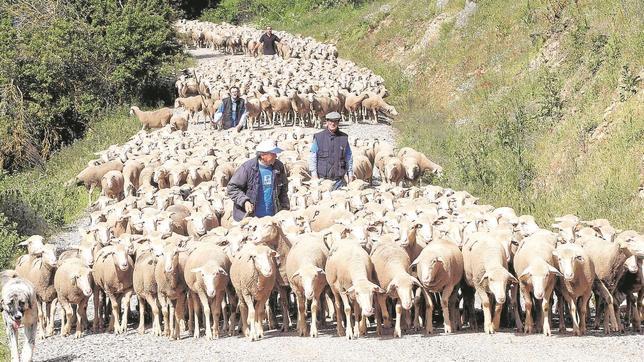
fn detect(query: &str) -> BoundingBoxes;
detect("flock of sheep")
[167,21,398,129]
[174,20,339,60]
[7,22,643,352]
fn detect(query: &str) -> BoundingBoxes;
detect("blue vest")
[314,129,349,179]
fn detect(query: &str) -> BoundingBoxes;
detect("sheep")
[285,234,329,337]
[184,242,231,339]
[67,160,124,206]
[170,114,189,132]
[325,241,384,339]
[552,243,594,336]
[382,156,404,186]
[512,232,561,335]
[398,147,443,185]
[361,94,398,124]
[16,235,45,256]
[462,233,518,334]
[154,239,189,340]
[344,92,369,123]
[174,96,204,120]
[352,154,373,184]
[260,94,292,127]
[92,242,134,334]
[213,162,235,188]
[53,258,93,338]
[101,170,124,201]
[15,244,58,338]
[132,247,162,336]
[371,241,421,338]
[185,209,219,238]
[230,243,278,341]
[289,93,311,127]
[122,160,144,197]
[411,238,464,334]
[129,106,173,130]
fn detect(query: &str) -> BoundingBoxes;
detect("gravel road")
[31,47,643,362]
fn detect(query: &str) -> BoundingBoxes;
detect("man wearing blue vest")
[227,139,290,221]
[309,112,354,190]
[213,86,248,131]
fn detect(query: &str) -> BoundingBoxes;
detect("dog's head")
[1,274,35,331]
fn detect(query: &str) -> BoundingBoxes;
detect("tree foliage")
[0,0,181,171]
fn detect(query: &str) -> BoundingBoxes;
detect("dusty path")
[32,47,644,362]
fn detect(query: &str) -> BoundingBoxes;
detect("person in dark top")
[213,86,248,131]
[227,139,290,222]
[259,26,280,56]
[309,112,355,190]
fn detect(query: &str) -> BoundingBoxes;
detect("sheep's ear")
[575,254,584,262]
[343,286,355,295]
[410,277,422,287]
[478,272,490,285]
[315,267,325,275]
[547,264,563,276]
[433,256,445,265]
[409,257,420,273]
[374,285,386,294]
[552,249,560,257]
[291,270,301,279]
[385,280,397,294]
[518,267,531,282]
[507,271,519,284]
[190,267,202,274]
[217,267,228,276]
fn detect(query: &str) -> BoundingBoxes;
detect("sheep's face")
[250,247,276,278]
[518,262,561,300]
[162,246,181,273]
[188,214,208,236]
[386,276,418,310]
[479,269,516,304]
[402,158,420,180]
[41,245,58,267]
[193,264,227,298]
[156,218,174,238]
[624,256,639,274]
[112,245,131,271]
[249,220,279,245]
[291,266,325,300]
[618,237,644,258]
[78,242,95,267]
[418,257,444,287]
[398,221,421,248]
[553,246,585,281]
[72,270,94,297]
[346,280,383,317]
[94,225,113,245]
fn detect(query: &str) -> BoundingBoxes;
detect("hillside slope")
[204,0,643,229]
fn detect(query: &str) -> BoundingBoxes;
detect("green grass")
[0,319,7,360]
[205,0,643,231]
[0,108,140,268]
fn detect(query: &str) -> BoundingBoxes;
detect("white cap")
[256,139,283,154]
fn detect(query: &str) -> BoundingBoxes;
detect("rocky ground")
[30,47,644,362]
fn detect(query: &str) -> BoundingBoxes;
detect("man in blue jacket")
[227,139,290,221]
[309,112,354,190]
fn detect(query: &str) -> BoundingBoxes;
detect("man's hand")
[244,201,254,214]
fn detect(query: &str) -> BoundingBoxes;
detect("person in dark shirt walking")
[259,26,280,56]
[309,112,355,190]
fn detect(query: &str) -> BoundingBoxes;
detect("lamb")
[186,166,212,187]
[92,242,134,334]
[382,156,404,185]
[132,247,162,336]
[213,162,235,188]
[184,242,231,339]
[512,232,561,335]
[288,93,311,127]
[15,244,58,338]
[260,94,292,127]
[325,241,384,339]
[230,243,278,341]
[129,106,173,130]
[285,234,329,337]
[552,243,594,336]
[53,258,93,338]
[185,209,219,238]
[101,170,124,201]
[371,241,420,338]
[462,233,518,334]
[67,160,124,206]
[17,235,45,256]
[411,238,464,334]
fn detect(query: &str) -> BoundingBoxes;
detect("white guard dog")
[1,270,38,362]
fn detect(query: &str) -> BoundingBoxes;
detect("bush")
[0,0,181,172]
[0,211,21,269]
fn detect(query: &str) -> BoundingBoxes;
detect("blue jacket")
[226,157,289,221]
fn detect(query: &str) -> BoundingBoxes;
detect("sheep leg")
[330,290,345,336]
[492,300,504,333]
[564,292,581,336]
[147,294,161,336]
[411,288,423,331]
[520,284,534,333]
[92,287,102,332]
[422,288,434,334]
[278,285,290,332]
[542,286,555,336]
[173,294,186,340]
[310,294,320,338]
[339,292,354,339]
[295,291,307,336]
[137,295,147,334]
[198,291,213,340]
[119,291,132,334]
[75,299,88,339]
[191,292,201,338]
[352,301,361,338]
[159,295,171,337]
[212,292,224,338]
[595,280,619,333]
[106,293,119,334]
[238,295,249,337]
[441,285,455,333]
[61,301,73,337]
[46,299,56,337]
[510,283,523,332]
[476,289,494,334]
[256,299,267,339]
[377,294,391,328]
[394,300,403,338]
[243,294,257,341]
[226,288,237,336]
